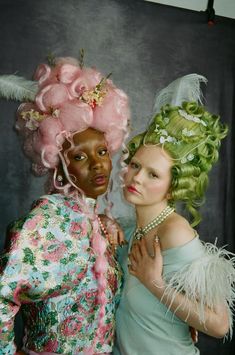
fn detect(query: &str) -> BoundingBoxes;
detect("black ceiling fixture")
[206,0,215,25]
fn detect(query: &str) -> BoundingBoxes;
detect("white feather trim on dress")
[162,241,235,338]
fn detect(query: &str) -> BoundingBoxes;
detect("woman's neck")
[135,202,169,228]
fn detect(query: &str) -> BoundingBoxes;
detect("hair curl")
[126,101,228,226]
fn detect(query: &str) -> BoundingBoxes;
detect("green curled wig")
[126,101,228,227]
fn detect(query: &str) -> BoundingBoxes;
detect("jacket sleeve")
[0,197,59,353]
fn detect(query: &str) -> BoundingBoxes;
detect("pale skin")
[125,145,229,339]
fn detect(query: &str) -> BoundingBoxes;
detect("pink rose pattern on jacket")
[0,194,122,354]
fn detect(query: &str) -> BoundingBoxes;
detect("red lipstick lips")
[127,185,140,194]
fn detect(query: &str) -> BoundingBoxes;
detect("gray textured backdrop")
[0,0,235,353]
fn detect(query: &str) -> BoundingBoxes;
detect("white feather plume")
[153,74,208,116]
[0,75,38,102]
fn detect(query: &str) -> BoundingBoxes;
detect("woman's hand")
[129,237,229,339]
[98,214,127,247]
[128,237,164,289]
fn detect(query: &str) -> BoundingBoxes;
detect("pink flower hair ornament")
[0,56,130,176]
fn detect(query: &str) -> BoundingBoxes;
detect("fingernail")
[155,236,159,243]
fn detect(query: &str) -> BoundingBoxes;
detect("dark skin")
[62,127,112,199]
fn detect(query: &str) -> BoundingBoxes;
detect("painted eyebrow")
[70,147,85,153]
[147,169,159,176]
[130,158,141,165]
[97,145,108,149]
[132,158,163,175]
[70,144,108,154]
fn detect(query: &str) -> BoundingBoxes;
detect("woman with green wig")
[113,74,235,354]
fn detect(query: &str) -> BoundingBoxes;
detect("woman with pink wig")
[0,55,130,354]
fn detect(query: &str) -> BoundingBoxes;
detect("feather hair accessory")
[0,74,38,101]
[153,74,207,116]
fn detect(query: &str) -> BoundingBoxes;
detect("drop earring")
[166,192,172,200]
[56,174,64,186]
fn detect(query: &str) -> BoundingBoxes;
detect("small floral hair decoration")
[0,53,130,175]
[127,74,227,167]
[140,74,209,164]
[144,101,210,164]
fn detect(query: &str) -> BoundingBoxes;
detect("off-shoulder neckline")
[162,232,200,255]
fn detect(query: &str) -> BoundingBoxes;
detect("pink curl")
[23,133,43,164]
[33,63,52,86]
[33,58,80,89]
[54,56,80,66]
[90,218,109,352]
[104,128,126,153]
[35,83,71,112]
[37,116,63,145]
[97,277,107,290]
[59,101,93,132]
[57,63,81,84]
[68,67,102,97]
[98,307,105,319]
[41,145,60,169]
[91,84,130,154]
[92,232,107,254]
[92,86,130,131]
[95,256,108,274]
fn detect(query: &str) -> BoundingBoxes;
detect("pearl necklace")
[133,205,174,241]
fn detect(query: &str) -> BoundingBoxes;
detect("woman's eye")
[99,148,108,156]
[74,154,85,161]
[149,172,158,178]
[130,162,139,169]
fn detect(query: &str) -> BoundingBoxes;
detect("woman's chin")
[123,190,140,205]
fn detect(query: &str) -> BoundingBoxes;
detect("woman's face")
[62,128,112,199]
[123,145,172,207]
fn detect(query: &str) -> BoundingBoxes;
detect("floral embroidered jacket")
[0,193,122,354]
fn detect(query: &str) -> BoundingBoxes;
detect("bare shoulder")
[157,213,196,251]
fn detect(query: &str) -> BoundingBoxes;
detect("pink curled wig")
[12,56,130,353]
[15,56,130,176]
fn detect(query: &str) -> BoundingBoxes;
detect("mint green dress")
[113,225,235,355]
